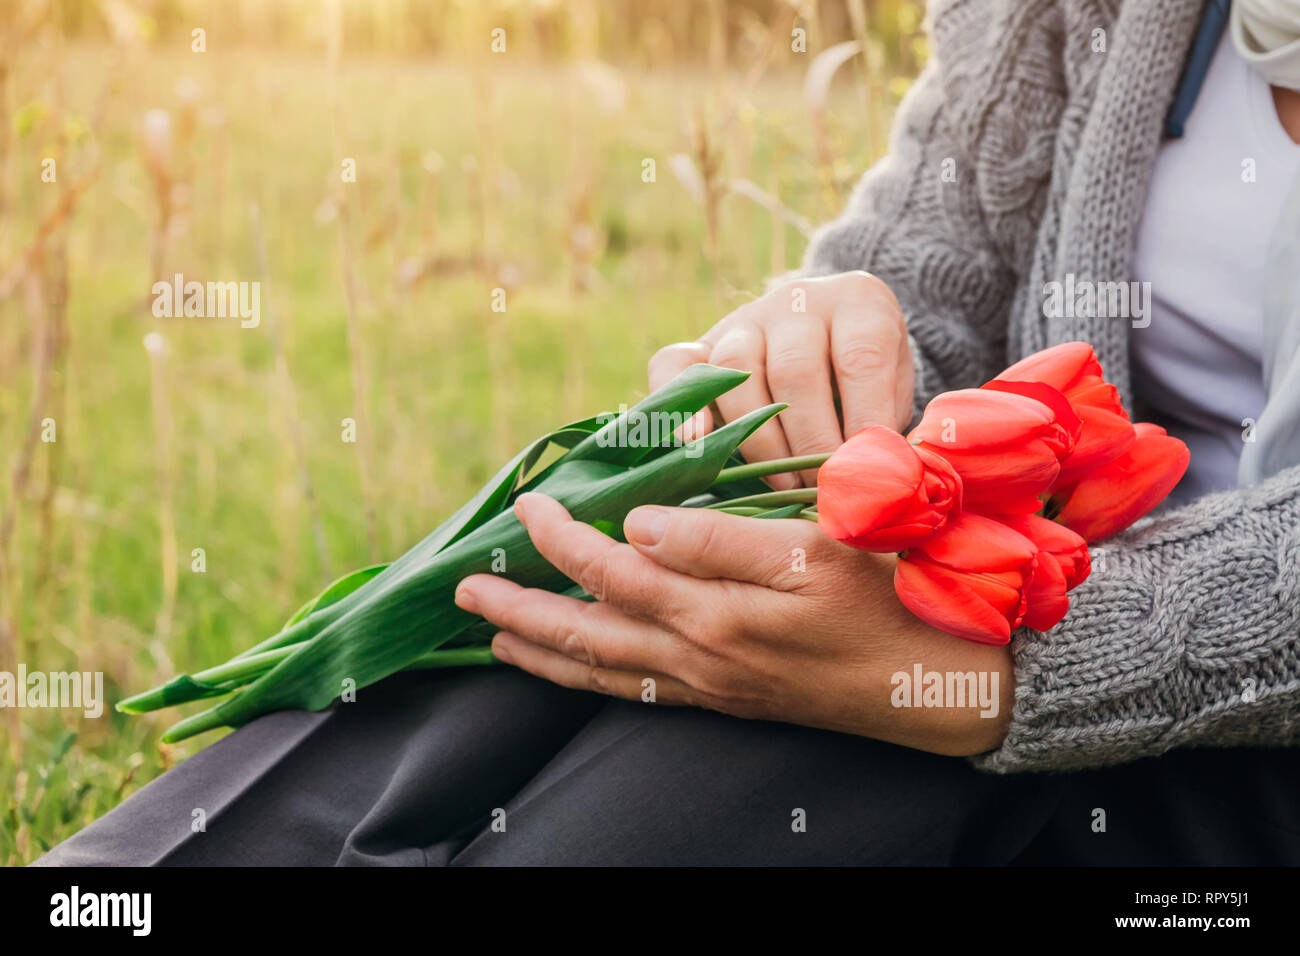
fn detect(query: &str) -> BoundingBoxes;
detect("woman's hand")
[649,271,915,488]
[455,493,1012,757]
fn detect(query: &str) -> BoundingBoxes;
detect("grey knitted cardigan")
[801,0,1300,772]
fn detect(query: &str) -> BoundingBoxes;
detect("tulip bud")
[908,388,1073,514]
[997,513,1090,631]
[817,425,962,551]
[995,341,1124,416]
[893,513,1038,644]
[991,342,1135,488]
[1054,423,1190,542]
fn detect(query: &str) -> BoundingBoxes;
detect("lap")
[38,669,602,866]
[451,692,1055,865]
[36,668,1300,866]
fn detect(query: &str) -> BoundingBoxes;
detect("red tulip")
[1054,423,1190,542]
[1052,405,1137,489]
[817,425,962,551]
[908,387,1074,514]
[893,513,1039,645]
[995,341,1125,416]
[991,342,1135,487]
[998,514,1091,631]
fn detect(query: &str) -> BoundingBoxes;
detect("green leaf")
[561,364,750,467]
[226,418,607,664]
[226,563,392,665]
[159,402,784,742]
[754,504,808,519]
[117,673,238,714]
[136,365,750,695]
[281,564,390,631]
[124,366,781,729]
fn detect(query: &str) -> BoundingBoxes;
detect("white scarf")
[1238,167,1300,486]
[1232,0,1300,90]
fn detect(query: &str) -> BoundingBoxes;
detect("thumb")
[623,505,818,588]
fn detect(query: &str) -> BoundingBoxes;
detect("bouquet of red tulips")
[816,341,1189,644]
[121,342,1186,741]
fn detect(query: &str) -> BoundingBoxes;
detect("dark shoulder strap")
[1164,0,1232,138]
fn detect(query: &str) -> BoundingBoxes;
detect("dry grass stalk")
[251,202,332,583]
[0,261,55,761]
[141,330,176,643]
[0,168,97,302]
[327,0,379,561]
[32,235,67,604]
[804,39,863,209]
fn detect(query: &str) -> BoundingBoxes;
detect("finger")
[707,323,799,489]
[830,300,907,435]
[492,631,700,706]
[647,342,717,442]
[623,504,824,591]
[454,574,673,673]
[647,340,712,392]
[512,493,695,624]
[763,317,843,484]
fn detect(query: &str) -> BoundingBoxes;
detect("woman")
[40,0,1300,865]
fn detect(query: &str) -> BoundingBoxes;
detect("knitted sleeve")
[975,464,1300,773]
[796,0,1064,417]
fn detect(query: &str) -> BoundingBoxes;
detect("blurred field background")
[0,0,925,864]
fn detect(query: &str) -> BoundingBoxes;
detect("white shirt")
[1131,29,1300,503]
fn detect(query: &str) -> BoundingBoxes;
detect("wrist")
[872,620,1015,756]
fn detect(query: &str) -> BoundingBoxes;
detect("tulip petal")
[1056,425,1190,542]
[818,426,958,552]
[1053,405,1136,489]
[894,558,1013,645]
[910,389,1059,450]
[1021,553,1070,631]
[998,513,1092,592]
[995,341,1099,393]
[924,444,1059,512]
[1066,378,1129,419]
[910,387,1071,510]
[994,342,1129,421]
[913,512,1038,571]
[982,379,1081,447]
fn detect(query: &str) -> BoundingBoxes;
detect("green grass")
[0,40,906,864]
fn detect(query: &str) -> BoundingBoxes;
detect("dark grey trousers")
[35,668,1300,866]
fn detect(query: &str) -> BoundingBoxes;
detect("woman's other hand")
[648,271,915,488]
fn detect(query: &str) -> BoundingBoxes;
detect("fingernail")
[514,492,549,525]
[492,637,514,665]
[625,506,670,546]
[454,585,478,614]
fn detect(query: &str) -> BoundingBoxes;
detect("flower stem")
[407,645,499,669]
[705,487,818,510]
[711,453,830,486]
[119,642,502,716]
[193,646,292,685]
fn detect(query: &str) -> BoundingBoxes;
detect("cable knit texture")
[800,0,1300,772]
